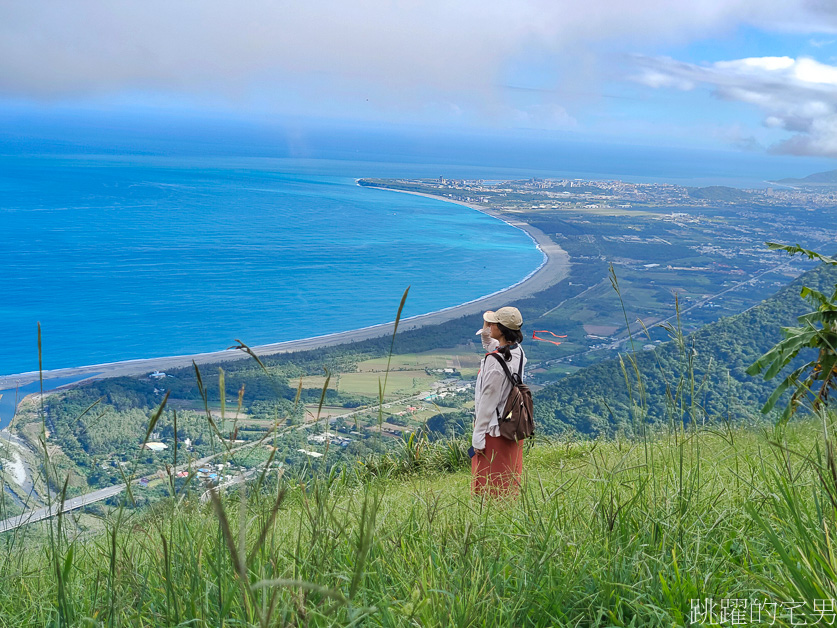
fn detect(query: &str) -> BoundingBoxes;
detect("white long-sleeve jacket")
[472,330,527,450]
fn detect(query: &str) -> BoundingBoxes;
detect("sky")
[4,1,837,160]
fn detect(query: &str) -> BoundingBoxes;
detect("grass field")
[3,414,835,626]
[295,349,483,400]
[354,350,483,373]
[300,371,436,398]
[301,404,354,421]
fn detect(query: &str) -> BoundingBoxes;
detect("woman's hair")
[496,323,524,361]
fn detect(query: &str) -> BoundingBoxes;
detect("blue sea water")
[0,153,544,376]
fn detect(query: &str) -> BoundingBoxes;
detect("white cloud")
[714,124,764,151]
[794,57,837,83]
[507,104,578,129]
[776,115,837,155]
[632,53,837,156]
[715,56,795,72]
[2,1,837,116]
[6,0,837,138]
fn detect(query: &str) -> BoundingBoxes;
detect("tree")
[747,243,837,420]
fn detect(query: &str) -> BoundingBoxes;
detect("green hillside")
[686,185,754,202]
[778,169,837,185]
[535,263,837,435]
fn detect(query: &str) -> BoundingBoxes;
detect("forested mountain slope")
[534,263,837,435]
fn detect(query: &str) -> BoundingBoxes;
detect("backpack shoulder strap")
[486,352,515,420]
[487,351,515,383]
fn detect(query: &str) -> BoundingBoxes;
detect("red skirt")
[471,434,523,497]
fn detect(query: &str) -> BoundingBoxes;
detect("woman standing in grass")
[472,306,526,496]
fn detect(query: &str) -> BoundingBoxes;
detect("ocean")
[0,153,546,377]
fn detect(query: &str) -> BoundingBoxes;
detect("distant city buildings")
[387,176,837,211]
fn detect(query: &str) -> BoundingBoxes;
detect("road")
[536,262,790,370]
[0,387,448,533]
[0,483,125,533]
[0,438,263,534]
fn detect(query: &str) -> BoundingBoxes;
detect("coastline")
[0,189,569,390]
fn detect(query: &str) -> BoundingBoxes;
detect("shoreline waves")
[0,190,569,390]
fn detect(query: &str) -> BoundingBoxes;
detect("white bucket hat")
[482,306,523,330]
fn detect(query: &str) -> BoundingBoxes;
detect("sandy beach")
[0,189,569,390]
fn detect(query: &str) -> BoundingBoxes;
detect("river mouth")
[0,374,98,429]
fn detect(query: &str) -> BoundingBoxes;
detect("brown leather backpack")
[487,351,535,442]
